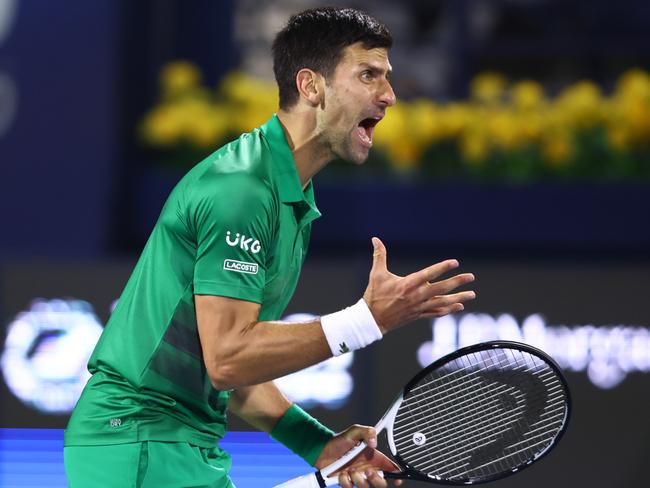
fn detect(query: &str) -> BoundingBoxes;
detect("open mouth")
[356,117,381,148]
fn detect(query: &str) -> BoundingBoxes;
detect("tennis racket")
[275,341,570,487]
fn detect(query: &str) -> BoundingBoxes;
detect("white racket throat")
[274,394,404,488]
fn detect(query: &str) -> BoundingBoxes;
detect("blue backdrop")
[0,1,120,258]
[0,428,310,487]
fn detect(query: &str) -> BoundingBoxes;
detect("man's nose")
[378,80,396,107]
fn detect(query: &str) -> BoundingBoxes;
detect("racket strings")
[391,348,568,482]
[395,364,556,426]
[440,435,556,479]
[401,353,555,408]
[422,405,566,478]
[410,348,552,394]
[396,384,564,465]
[397,380,528,450]
[426,369,563,478]
[447,406,568,480]
[394,369,564,448]
[396,351,520,461]
[401,350,559,425]
[398,395,526,460]
[397,391,517,450]
[395,350,550,434]
[428,352,564,474]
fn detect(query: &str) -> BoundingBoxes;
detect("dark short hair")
[272,7,393,110]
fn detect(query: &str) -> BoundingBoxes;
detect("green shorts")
[64,441,235,488]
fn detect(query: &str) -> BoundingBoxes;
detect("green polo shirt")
[65,115,320,449]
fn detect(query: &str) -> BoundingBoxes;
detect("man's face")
[318,42,396,165]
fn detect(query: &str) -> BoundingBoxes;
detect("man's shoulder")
[177,128,276,196]
[194,127,275,182]
[206,125,275,173]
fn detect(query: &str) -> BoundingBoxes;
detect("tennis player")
[64,7,475,488]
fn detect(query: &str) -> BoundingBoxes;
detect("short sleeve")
[188,173,276,303]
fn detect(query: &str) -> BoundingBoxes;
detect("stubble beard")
[334,132,370,166]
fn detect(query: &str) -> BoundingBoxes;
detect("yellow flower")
[218,71,279,134]
[471,72,507,105]
[607,93,650,145]
[597,70,650,148]
[140,104,184,147]
[220,71,277,105]
[511,80,545,110]
[626,102,650,139]
[555,81,604,130]
[517,111,545,143]
[374,103,421,170]
[488,109,521,150]
[612,73,650,142]
[410,99,445,143]
[542,132,573,167]
[606,126,630,151]
[387,139,422,171]
[460,131,489,163]
[615,68,650,101]
[181,102,230,148]
[374,102,408,146]
[441,103,472,138]
[160,61,202,99]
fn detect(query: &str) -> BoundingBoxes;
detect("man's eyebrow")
[359,62,392,76]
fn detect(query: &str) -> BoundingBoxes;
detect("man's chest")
[260,204,313,318]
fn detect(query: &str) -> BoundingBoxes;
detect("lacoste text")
[224,259,258,275]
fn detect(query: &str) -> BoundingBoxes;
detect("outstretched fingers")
[408,259,460,286]
[422,273,475,299]
[419,290,476,318]
[364,247,477,333]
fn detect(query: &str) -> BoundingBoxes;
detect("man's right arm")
[196,237,475,390]
[196,294,332,390]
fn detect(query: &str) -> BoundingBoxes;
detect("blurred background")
[1,0,649,487]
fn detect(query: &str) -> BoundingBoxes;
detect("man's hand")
[315,425,403,488]
[363,237,476,334]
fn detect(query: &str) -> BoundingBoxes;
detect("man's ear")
[295,68,324,107]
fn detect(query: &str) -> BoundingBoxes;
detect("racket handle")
[273,472,323,488]
[276,440,372,487]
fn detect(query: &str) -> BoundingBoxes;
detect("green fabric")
[65,115,321,448]
[271,404,335,466]
[64,441,234,487]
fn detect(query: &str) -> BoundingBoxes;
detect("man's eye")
[361,71,373,81]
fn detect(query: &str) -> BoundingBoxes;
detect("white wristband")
[320,298,383,356]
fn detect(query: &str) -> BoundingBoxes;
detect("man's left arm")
[229,382,402,488]
[228,381,292,433]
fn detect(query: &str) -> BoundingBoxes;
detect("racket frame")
[277,340,571,487]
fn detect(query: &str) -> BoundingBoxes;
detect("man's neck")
[276,109,334,188]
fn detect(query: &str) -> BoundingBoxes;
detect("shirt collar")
[260,115,320,217]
